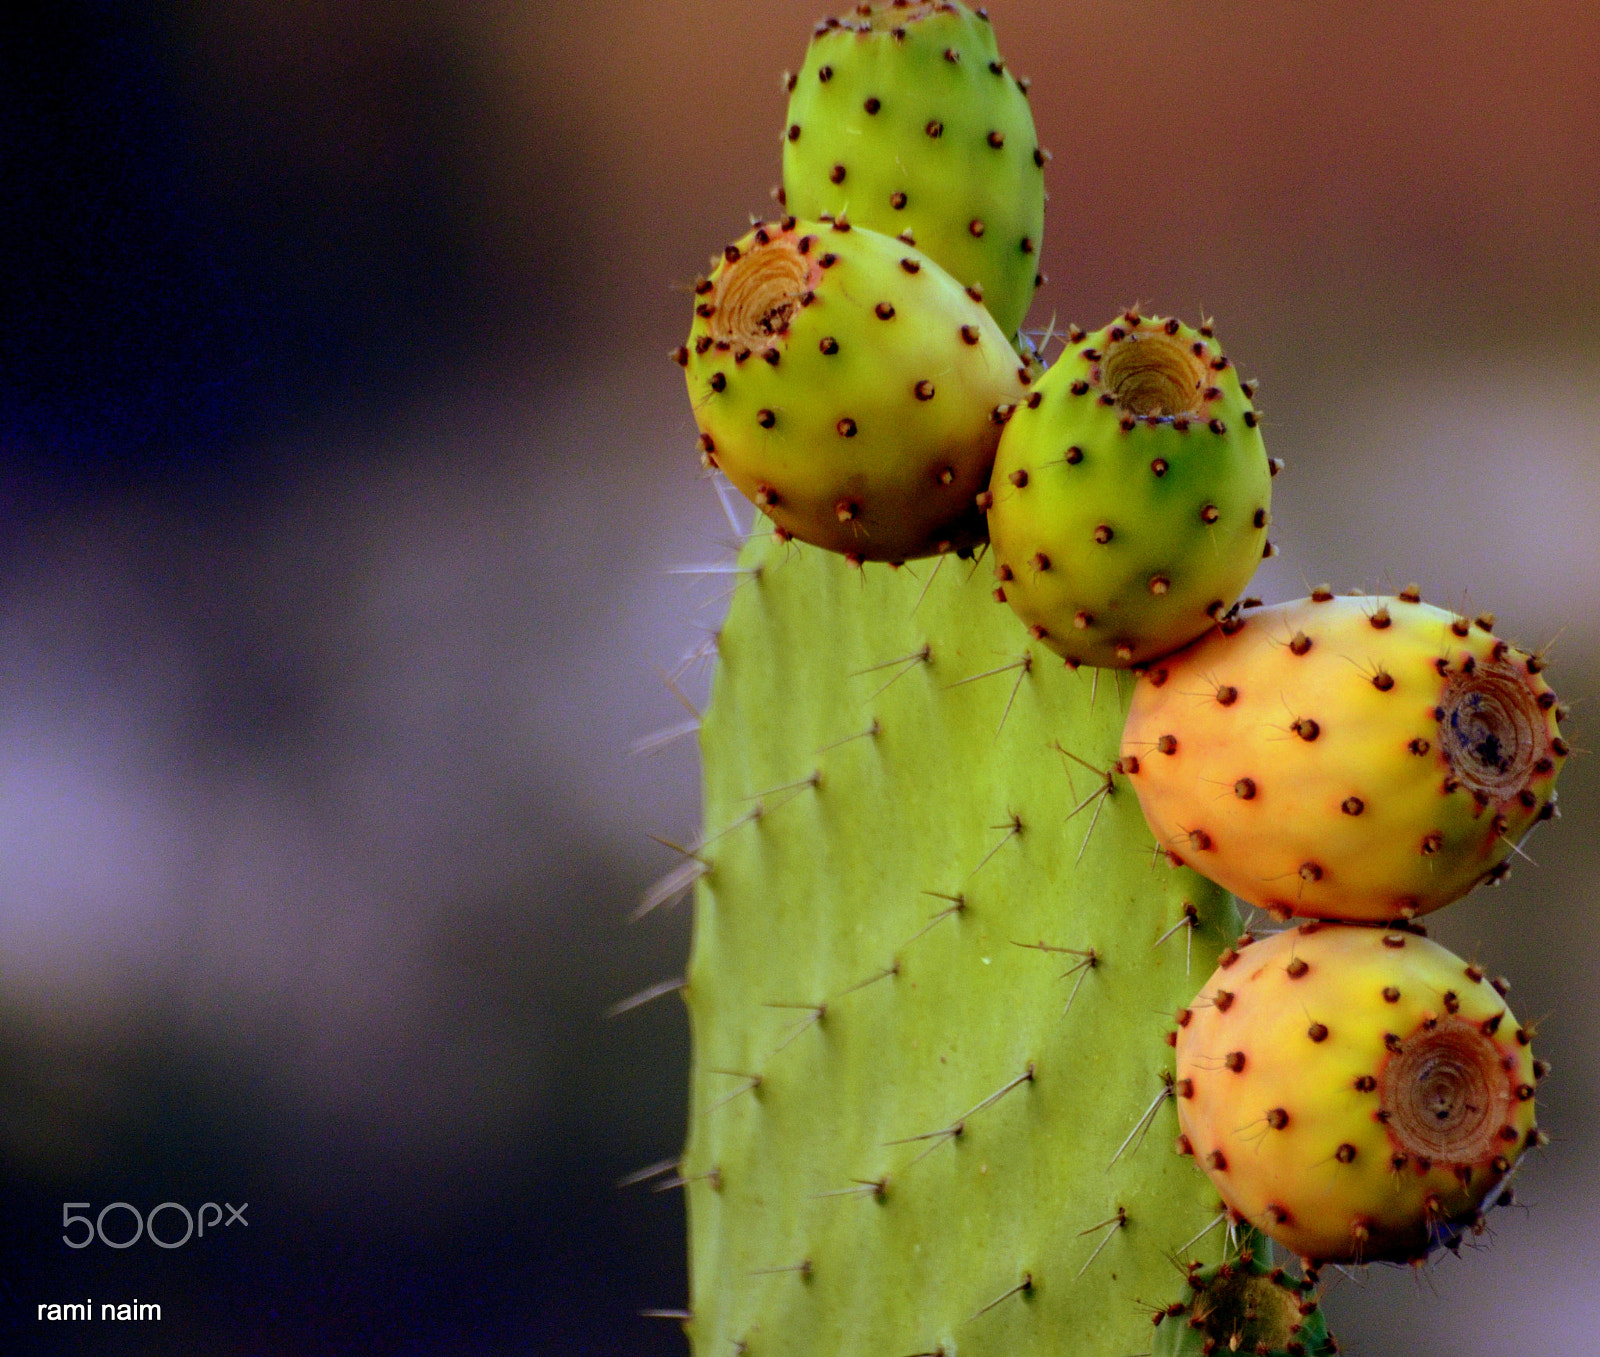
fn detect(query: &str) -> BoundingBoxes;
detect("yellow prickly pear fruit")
[1174,923,1543,1264]
[677,216,1027,561]
[1121,592,1565,921]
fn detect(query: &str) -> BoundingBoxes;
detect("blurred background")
[2,1,1598,1351]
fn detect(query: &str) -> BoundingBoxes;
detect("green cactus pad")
[986,314,1273,668]
[682,526,1241,1356]
[782,2,1047,340]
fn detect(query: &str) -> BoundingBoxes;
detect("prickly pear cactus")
[682,528,1243,1356]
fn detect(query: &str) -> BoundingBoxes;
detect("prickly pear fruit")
[985,314,1272,667]
[781,2,1046,340]
[1174,923,1542,1264]
[1121,592,1566,920]
[679,217,1028,561]
[1152,1249,1336,1357]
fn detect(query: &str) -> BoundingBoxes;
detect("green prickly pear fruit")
[678,216,1028,561]
[1173,923,1542,1264]
[985,314,1272,667]
[1120,591,1566,921]
[781,2,1046,340]
[1152,1249,1336,1357]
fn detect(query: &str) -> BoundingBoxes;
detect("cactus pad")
[682,527,1241,1355]
[782,2,1046,340]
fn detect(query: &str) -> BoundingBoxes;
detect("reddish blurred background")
[3,2,1598,1352]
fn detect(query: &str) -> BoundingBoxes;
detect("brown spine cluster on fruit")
[707,225,820,356]
[1436,660,1549,802]
[1377,1016,1512,1166]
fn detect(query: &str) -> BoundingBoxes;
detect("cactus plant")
[650,6,1565,1354]
[781,1,1047,341]
[678,528,1247,1356]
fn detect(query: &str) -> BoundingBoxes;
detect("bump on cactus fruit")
[1173,923,1541,1264]
[984,314,1272,668]
[1122,592,1566,920]
[781,1,1046,340]
[681,217,1027,561]
[1151,1248,1336,1357]
[681,520,1242,1356]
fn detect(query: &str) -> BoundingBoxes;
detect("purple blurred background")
[2,2,1598,1352]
